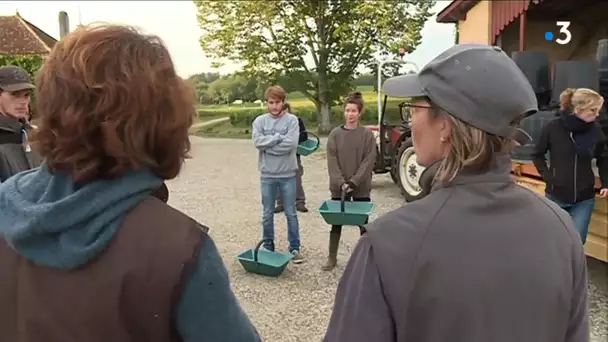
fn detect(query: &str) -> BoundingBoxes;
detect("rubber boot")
[322,230,341,271]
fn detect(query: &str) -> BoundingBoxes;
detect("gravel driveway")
[167,137,607,342]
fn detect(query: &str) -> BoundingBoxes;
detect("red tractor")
[365,51,427,202]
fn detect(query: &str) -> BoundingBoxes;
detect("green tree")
[237,75,260,102]
[353,73,376,87]
[187,72,220,85]
[208,78,234,104]
[194,0,434,132]
[188,71,263,105]
[368,60,406,93]
[194,81,215,104]
[0,55,44,79]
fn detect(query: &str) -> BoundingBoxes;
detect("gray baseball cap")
[0,65,35,92]
[383,44,537,145]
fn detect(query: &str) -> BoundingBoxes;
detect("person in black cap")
[325,44,588,342]
[0,65,41,182]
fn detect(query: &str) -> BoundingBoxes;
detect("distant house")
[0,13,57,56]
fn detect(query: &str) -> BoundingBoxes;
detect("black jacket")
[532,117,608,204]
[296,116,308,158]
[297,117,308,144]
[0,115,42,182]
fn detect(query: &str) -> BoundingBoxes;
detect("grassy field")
[196,86,378,112]
[192,85,401,138]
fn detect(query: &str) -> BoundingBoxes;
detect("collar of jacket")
[0,114,24,133]
[431,155,513,192]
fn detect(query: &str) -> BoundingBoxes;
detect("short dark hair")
[34,24,195,182]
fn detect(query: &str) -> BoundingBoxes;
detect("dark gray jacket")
[0,115,42,182]
[325,156,588,342]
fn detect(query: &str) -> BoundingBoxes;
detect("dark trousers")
[330,196,371,236]
[277,155,305,205]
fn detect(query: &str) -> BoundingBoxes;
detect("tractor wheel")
[390,168,399,184]
[390,139,405,184]
[395,138,428,202]
[389,160,399,184]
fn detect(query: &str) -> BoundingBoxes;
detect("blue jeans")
[261,176,300,251]
[547,195,595,244]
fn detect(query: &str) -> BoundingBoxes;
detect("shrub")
[225,104,403,128]
[198,99,405,128]
[197,106,259,118]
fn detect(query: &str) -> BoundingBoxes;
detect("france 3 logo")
[544,21,572,45]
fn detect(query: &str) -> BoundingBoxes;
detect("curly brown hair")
[33,24,194,182]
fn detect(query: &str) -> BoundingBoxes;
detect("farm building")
[436,0,608,262]
[0,12,57,56]
[437,0,608,67]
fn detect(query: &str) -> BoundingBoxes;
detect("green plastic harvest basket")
[318,189,375,226]
[237,239,292,277]
[297,132,320,156]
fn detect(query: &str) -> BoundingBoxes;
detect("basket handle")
[359,225,367,235]
[305,131,320,149]
[253,239,265,263]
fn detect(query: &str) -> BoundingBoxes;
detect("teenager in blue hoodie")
[0,24,260,342]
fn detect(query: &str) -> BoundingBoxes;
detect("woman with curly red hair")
[0,24,259,341]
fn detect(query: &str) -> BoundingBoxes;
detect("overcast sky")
[0,1,454,78]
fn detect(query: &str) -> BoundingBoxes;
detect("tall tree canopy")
[194,0,434,132]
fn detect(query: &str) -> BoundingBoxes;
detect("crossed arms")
[252,115,300,156]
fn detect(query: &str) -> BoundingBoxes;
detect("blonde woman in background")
[560,88,576,112]
[533,88,608,244]
[325,44,589,342]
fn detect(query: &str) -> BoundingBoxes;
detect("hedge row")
[218,105,403,128]
[196,106,257,117]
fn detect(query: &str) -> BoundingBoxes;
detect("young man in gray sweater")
[251,86,303,263]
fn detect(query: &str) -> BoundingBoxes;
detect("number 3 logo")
[556,21,572,45]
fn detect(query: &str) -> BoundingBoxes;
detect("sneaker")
[274,205,284,213]
[262,244,275,252]
[296,203,309,213]
[290,249,305,264]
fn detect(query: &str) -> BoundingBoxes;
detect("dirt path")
[191,116,230,129]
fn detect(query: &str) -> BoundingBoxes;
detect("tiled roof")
[0,14,57,55]
[436,0,480,23]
